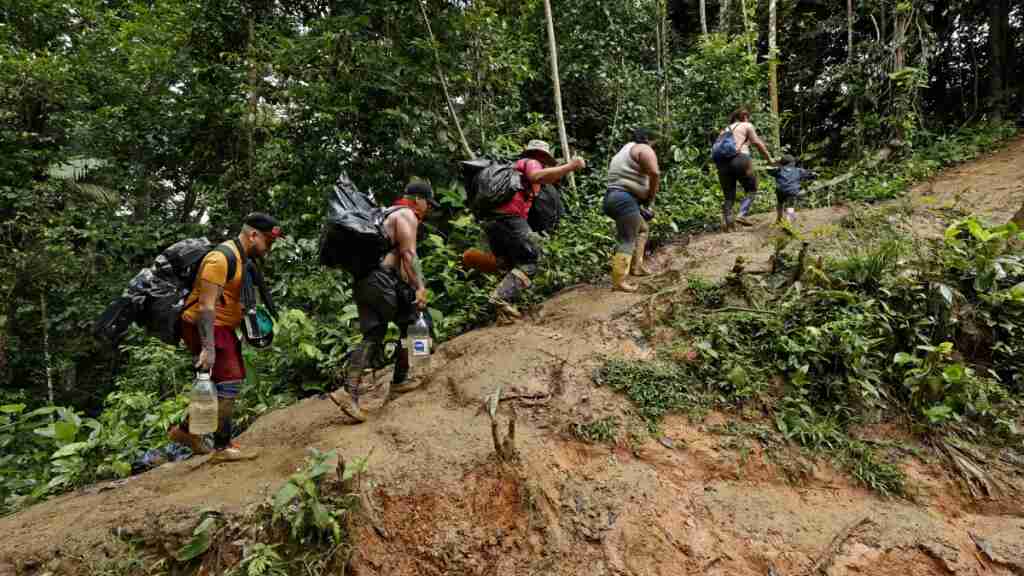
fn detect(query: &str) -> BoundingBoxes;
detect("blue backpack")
[711,124,739,163]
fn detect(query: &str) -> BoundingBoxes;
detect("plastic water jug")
[188,372,219,435]
[407,312,432,374]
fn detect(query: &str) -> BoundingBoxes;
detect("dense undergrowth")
[0,121,1018,515]
[595,201,1024,496]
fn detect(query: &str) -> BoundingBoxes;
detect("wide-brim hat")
[522,139,555,166]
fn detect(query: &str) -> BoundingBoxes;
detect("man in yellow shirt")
[169,213,283,462]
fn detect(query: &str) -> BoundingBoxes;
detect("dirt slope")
[3,136,1024,576]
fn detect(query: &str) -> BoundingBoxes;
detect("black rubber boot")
[392,347,410,385]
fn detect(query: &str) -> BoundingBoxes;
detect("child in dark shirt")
[767,155,817,224]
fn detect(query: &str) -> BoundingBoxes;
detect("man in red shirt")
[484,140,585,322]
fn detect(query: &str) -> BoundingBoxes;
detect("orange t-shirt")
[181,241,245,328]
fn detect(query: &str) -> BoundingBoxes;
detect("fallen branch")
[786,241,811,288]
[486,386,518,461]
[709,306,779,315]
[805,142,903,195]
[805,516,871,575]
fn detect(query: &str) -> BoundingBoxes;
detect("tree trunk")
[720,0,730,31]
[656,0,669,141]
[542,0,575,192]
[247,14,257,180]
[972,36,979,116]
[847,0,854,62]
[848,0,860,149]
[41,292,54,408]
[989,0,1011,118]
[700,0,708,35]
[768,0,780,152]
[133,174,150,221]
[418,0,474,159]
[740,0,752,55]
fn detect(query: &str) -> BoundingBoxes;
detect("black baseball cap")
[243,212,285,239]
[404,181,440,208]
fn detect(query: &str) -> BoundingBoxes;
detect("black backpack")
[94,238,240,347]
[460,158,524,218]
[318,171,407,279]
[527,184,565,234]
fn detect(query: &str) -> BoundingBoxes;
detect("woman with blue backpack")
[711,108,776,231]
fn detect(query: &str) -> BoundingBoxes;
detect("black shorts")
[716,153,758,197]
[352,266,417,337]
[484,215,540,268]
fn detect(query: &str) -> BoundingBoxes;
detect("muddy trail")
[3,137,1024,576]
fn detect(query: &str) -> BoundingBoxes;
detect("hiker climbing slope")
[604,128,660,292]
[330,181,438,423]
[169,213,284,462]
[712,107,776,231]
[481,140,585,323]
[767,154,817,224]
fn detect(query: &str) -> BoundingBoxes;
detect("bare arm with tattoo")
[195,279,220,371]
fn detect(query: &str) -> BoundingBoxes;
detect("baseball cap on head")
[404,180,440,208]
[243,212,284,239]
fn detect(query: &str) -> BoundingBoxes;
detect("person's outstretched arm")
[528,158,587,186]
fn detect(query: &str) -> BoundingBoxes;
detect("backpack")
[711,124,740,163]
[94,238,240,347]
[318,171,406,279]
[459,158,525,218]
[527,184,565,234]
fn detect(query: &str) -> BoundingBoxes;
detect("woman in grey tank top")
[603,128,661,292]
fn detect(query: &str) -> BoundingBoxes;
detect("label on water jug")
[412,338,430,356]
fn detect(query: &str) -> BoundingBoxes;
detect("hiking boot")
[208,442,257,463]
[390,348,423,393]
[735,216,754,227]
[168,425,211,455]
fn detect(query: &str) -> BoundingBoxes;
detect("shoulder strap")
[210,238,246,285]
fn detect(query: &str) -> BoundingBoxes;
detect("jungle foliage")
[1,0,1022,513]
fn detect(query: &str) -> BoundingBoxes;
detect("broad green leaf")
[893,352,915,365]
[51,441,91,459]
[176,530,211,562]
[341,456,369,481]
[273,482,300,513]
[193,516,218,536]
[111,459,131,478]
[727,366,747,388]
[54,421,79,443]
[25,406,61,418]
[0,404,26,414]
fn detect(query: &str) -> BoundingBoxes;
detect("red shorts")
[181,321,245,397]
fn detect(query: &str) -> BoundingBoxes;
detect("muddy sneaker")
[208,442,257,463]
[392,376,425,394]
[168,425,210,455]
[329,388,367,423]
[735,216,754,227]
[490,298,521,325]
